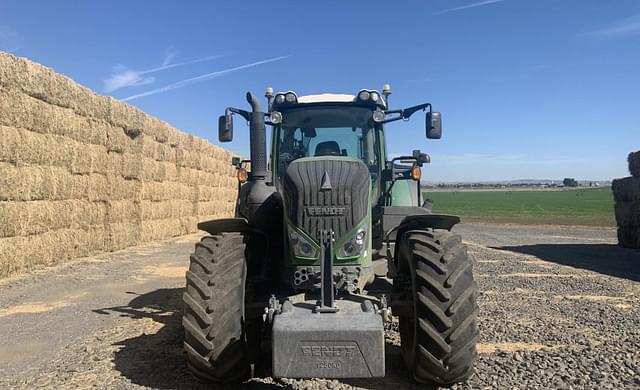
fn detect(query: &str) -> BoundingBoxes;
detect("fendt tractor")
[182,86,479,386]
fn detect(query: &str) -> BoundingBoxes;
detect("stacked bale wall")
[0,52,237,277]
[612,151,640,249]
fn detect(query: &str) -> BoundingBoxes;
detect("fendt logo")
[305,207,346,217]
[300,345,356,358]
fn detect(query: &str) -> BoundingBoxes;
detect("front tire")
[396,229,479,385]
[182,233,251,383]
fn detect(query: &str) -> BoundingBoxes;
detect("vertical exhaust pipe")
[246,92,267,181]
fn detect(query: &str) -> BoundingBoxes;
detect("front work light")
[372,110,385,123]
[275,94,286,104]
[270,111,283,124]
[358,90,370,101]
[285,92,297,103]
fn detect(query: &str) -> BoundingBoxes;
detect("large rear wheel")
[396,229,479,385]
[182,233,251,383]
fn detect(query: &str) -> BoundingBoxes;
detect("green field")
[424,187,615,226]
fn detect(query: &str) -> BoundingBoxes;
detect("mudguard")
[382,206,460,242]
[197,217,254,235]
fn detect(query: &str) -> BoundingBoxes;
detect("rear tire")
[182,233,251,383]
[396,229,479,386]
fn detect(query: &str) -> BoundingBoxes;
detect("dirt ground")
[0,223,639,389]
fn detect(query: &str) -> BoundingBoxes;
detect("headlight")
[288,226,317,258]
[358,90,370,101]
[372,110,385,123]
[270,111,282,124]
[339,227,367,257]
[285,92,297,103]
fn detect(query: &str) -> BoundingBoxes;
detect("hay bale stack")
[612,176,640,249]
[629,151,640,178]
[0,51,237,277]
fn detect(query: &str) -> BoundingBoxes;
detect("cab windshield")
[274,106,380,183]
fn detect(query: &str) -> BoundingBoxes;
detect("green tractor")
[182,86,479,386]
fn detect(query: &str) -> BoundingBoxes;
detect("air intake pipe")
[246,92,267,181]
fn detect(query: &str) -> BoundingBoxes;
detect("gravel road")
[1,223,639,389]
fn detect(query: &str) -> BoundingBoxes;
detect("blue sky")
[1,0,638,182]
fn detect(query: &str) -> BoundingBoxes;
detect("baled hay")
[0,52,114,121]
[629,151,640,178]
[140,199,194,220]
[197,185,225,202]
[0,164,113,202]
[106,222,140,251]
[614,201,640,227]
[195,201,234,218]
[104,123,132,153]
[106,175,141,201]
[0,199,107,238]
[106,99,147,137]
[129,135,177,163]
[140,217,193,242]
[0,125,111,175]
[107,200,140,223]
[140,181,193,202]
[148,160,179,182]
[0,88,110,148]
[0,226,107,277]
[617,226,639,249]
[612,177,640,202]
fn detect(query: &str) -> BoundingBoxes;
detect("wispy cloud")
[0,25,24,52]
[121,55,291,102]
[103,47,223,92]
[162,46,179,67]
[585,14,640,39]
[433,0,505,15]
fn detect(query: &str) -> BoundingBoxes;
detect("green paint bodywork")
[270,103,417,269]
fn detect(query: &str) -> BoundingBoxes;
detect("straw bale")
[130,135,177,163]
[0,200,107,238]
[0,88,111,147]
[195,201,232,218]
[107,200,140,223]
[612,177,640,202]
[106,175,141,201]
[106,222,140,251]
[140,217,192,242]
[0,164,113,201]
[0,226,107,277]
[141,200,194,220]
[614,201,640,227]
[140,181,193,202]
[629,151,640,178]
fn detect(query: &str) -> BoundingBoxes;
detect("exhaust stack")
[246,92,267,181]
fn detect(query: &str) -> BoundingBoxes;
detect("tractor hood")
[282,157,371,264]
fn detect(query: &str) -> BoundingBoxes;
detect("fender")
[197,218,270,264]
[197,218,255,235]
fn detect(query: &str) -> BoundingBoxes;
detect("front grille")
[283,158,370,240]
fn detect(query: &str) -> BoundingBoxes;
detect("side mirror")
[426,111,442,139]
[218,114,233,142]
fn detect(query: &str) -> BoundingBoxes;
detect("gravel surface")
[1,223,639,389]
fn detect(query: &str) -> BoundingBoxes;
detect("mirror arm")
[382,103,432,124]
[401,103,432,119]
[226,107,250,121]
